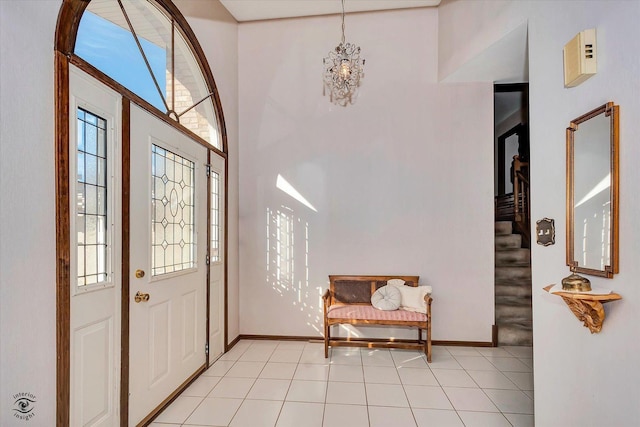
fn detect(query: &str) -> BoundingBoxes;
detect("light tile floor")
[151,340,534,427]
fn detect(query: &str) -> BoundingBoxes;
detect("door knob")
[135,269,145,278]
[134,291,150,303]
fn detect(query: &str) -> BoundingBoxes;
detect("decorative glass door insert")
[151,144,196,276]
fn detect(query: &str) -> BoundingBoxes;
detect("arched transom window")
[75,0,222,149]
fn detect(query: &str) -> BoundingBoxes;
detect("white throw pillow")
[371,285,402,311]
[386,278,405,287]
[386,281,433,314]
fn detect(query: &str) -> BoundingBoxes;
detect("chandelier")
[323,0,365,106]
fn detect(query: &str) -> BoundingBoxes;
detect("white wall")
[0,0,239,423]
[0,1,60,423]
[438,0,516,82]
[440,0,640,425]
[528,2,640,425]
[238,9,495,342]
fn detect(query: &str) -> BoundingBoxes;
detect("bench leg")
[425,324,432,363]
[324,322,330,358]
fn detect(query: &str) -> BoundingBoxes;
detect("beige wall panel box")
[563,29,597,88]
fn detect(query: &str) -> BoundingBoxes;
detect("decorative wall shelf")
[543,285,622,333]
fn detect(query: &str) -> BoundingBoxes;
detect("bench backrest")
[328,275,420,306]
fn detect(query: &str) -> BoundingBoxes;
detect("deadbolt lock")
[135,269,145,278]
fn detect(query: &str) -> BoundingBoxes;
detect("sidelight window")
[210,170,221,263]
[76,108,109,287]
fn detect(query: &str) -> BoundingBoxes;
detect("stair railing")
[512,155,530,246]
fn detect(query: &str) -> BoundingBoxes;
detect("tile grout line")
[271,344,302,427]
[397,359,420,427]
[321,347,331,427]
[226,341,276,426]
[473,350,526,425]
[176,357,241,426]
[428,360,462,423]
[358,350,371,427]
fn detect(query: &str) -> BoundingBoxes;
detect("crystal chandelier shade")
[323,0,365,106]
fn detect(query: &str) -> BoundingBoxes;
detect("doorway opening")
[493,83,532,346]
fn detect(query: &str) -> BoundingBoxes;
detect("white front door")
[128,105,208,425]
[69,66,122,427]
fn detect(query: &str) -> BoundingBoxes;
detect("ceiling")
[218,0,441,22]
[495,91,524,125]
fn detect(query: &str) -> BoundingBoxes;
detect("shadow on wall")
[264,173,416,341]
[265,174,324,335]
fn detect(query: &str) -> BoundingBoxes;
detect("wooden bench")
[322,275,432,362]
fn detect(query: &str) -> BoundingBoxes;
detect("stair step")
[497,322,533,346]
[495,249,530,266]
[496,295,531,307]
[494,221,532,347]
[495,266,532,281]
[495,234,522,249]
[495,282,532,298]
[495,221,512,236]
[496,303,533,322]
[496,295,532,306]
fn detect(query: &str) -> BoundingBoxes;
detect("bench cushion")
[327,305,427,322]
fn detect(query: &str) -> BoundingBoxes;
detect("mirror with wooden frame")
[566,102,619,278]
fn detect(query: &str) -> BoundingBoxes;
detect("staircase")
[495,221,532,346]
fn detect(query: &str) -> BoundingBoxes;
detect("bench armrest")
[322,289,332,315]
[423,294,433,309]
[423,294,433,325]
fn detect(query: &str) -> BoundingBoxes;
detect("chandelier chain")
[341,0,345,44]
